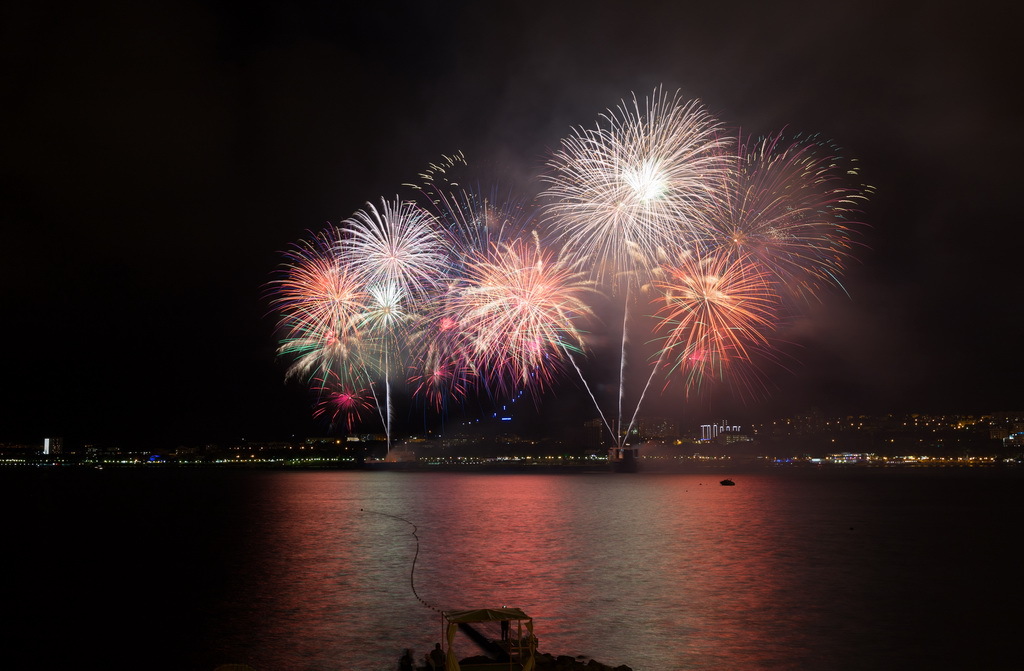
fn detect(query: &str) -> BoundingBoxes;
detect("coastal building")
[583,418,607,448]
[700,421,741,442]
[635,416,679,440]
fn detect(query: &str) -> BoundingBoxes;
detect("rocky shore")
[534,652,633,671]
[454,653,632,671]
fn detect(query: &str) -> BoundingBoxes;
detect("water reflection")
[17,468,1013,670]
[193,471,1020,669]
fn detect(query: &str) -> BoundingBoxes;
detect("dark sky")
[2,0,1020,447]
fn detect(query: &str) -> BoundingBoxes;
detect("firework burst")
[311,371,374,432]
[357,281,419,388]
[651,249,778,395]
[338,197,452,448]
[543,88,732,291]
[360,282,414,334]
[405,174,544,409]
[406,286,476,410]
[343,197,450,302]
[701,131,870,301]
[407,344,474,411]
[269,227,370,385]
[432,185,537,264]
[453,233,596,397]
[268,88,870,442]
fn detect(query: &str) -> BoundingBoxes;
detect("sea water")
[3,467,1021,670]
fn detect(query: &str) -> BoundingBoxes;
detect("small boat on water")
[440,607,537,670]
[420,607,626,670]
[720,479,735,486]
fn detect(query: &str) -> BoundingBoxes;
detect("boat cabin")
[440,607,537,671]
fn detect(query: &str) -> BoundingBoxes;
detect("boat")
[720,479,735,486]
[439,607,537,670]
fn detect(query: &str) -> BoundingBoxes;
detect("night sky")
[2,1,1020,447]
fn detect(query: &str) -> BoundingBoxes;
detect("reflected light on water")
[203,470,1024,670]
[7,468,1021,670]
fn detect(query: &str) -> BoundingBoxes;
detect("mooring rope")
[362,508,443,614]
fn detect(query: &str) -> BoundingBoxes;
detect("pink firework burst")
[454,234,596,397]
[651,249,778,396]
[312,372,374,432]
[407,289,477,410]
[269,227,370,385]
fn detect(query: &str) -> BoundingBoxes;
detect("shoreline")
[0,457,1018,473]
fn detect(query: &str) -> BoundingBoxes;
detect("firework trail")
[542,88,730,445]
[341,197,450,453]
[401,150,468,194]
[700,131,871,302]
[361,282,419,449]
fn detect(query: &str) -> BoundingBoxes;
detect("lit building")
[43,437,62,455]
[700,421,741,442]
